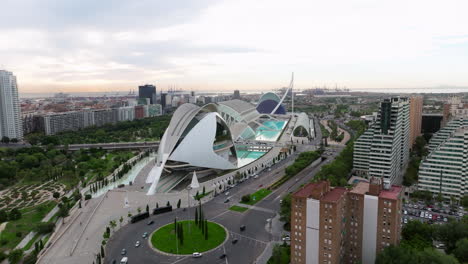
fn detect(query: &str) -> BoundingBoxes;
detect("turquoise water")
[237,150,267,167]
[255,120,287,141]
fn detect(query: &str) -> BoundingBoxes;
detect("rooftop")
[379,185,402,200]
[350,181,369,195]
[321,187,347,203]
[294,181,328,198]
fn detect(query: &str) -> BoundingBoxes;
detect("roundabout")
[150,220,227,255]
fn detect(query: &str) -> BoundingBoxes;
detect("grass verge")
[151,220,226,254]
[229,205,249,212]
[241,189,272,206]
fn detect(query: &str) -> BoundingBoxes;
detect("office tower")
[354,97,410,184]
[418,117,468,199]
[160,92,167,109]
[233,90,241,99]
[138,84,156,104]
[291,180,402,264]
[0,70,23,140]
[409,96,423,147]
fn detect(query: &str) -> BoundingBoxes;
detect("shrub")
[241,195,251,203]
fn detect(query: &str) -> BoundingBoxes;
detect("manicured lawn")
[241,189,272,205]
[194,191,213,201]
[0,201,56,251]
[229,205,249,212]
[151,220,226,254]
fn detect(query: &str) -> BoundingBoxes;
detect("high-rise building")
[354,97,410,184]
[118,106,135,122]
[138,84,156,104]
[233,90,241,99]
[409,96,423,147]
[290,179,402,264]
[0,70,23,140]
[418,117,468,199]
[93,109,118,127]
[421,113,443,135]
[43,111,88,135]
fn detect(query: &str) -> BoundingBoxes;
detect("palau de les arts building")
[145,94,314,195]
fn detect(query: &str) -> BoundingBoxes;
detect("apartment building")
[291,179,402,264]
[353,97,410,184]
[418,122,468,199]
[0,70,23,140]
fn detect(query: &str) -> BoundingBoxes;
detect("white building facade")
[353,97,410,184]
[0,70,23,140]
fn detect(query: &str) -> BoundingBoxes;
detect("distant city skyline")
[2,0,468,93]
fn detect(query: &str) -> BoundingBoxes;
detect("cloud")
[1,0,468,92]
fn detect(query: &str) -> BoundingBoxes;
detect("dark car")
[224,199,230,203]
[232,239,238,244]
[147,220,154,225]
[220,254,226,259]
[240,225,246,231]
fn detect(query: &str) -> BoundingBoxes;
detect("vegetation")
[270,151,321,189]
[267,244,290,264]
[26,115,171,145]
[345,120,367,136]
[315,141,354,186]
[403,136,428,187]
[279,194,292,231]
[375,217,468,264]
[194,191,212,201]
[240,189,272,206]
[0,201,56,251]
[150,220,226,254]
[0,146,134,192]
[319,123,329,138]
[229,205,249,212]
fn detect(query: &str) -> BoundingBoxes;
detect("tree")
[35,222,55,234]
[402,220,433,243]
[8,249,23,264]
[53,192,60,199]
[434,219,468,253]
[204,220,208,240]
[279,194,292,231]
[119,216,123,227]
[177,199,181,208]
[166,201,171,207]
[453,238,468,263]
[156,202,159,208]
[462,195,468,208]
[1,136,10,144]
[101,245,105,258]
[137,207,141,214]
[202,186,206,195]
[109,220,117,233]
[0,210,7,223]
[9,208,22,221]
[58,205,69,218]
[146,204,149,213]
[241,194,251,203]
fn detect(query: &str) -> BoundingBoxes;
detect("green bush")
[241,195,251,203]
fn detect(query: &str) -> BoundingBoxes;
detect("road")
[105,144,343,264]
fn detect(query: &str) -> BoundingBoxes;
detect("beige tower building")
[409,96,423,147]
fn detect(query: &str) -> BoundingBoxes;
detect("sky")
[2,0,468,94]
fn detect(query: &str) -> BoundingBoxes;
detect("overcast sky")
[2,0,468,93]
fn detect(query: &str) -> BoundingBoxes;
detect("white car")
[403,210,407,215]
[404,218,408,224]
[120,257,128,264]
[282,235,291,241]
[254,175,259,179]
[225,192,230,196]
[192,252,202,258]
[135,241,140,247]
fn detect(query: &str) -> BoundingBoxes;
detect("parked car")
[403,210,407,215]
[120,257,128,264]
[282,235,291,241]
[224,199,230,203]
[219,254,227,259]
[135,241,140,247]
[240,225,246,231]
[142,232,148,238]
[225,192,230,196]
[192,252,202,258]
[147,220,154,225]
[232,239,238,244]
[121,248,126,255]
